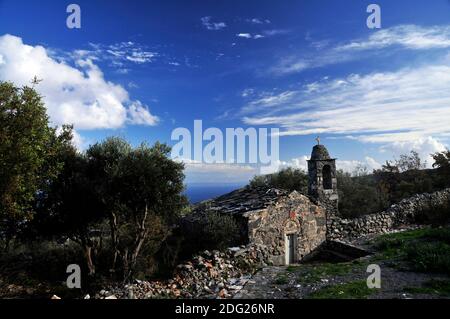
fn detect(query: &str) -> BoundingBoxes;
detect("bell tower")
[307,139,338,214]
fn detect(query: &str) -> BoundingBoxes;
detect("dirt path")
[234,257,450,299]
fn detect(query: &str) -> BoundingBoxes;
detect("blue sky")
[1,0,450,185]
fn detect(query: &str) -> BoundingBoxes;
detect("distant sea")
[185,183,246,204]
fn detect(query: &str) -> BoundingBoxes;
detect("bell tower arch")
[307,140,339,215]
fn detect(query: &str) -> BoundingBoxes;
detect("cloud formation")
[243,64,450,145]
[201,16,227,31]
[273,24,450,75]
[0,34,159,130]
[178,159,257,183]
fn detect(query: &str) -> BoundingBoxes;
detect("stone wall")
[244,191,326,265]
[327,188,450,241]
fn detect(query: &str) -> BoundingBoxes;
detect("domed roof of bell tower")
[310,144,331,161]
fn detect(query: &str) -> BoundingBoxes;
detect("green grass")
[405,242,450,274]
[274,274,289,285]
[404,280,450,297]
[297,261,365,284]
[373,226,450,275]
[307,280,375,299]
[286,265,301,272]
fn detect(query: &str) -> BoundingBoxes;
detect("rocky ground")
[233,260,450,299]
[95,244,270,300]
[235,228,450,299]
[2,226,449,299]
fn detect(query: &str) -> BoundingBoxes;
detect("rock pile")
[100,244,270,299]
[328,188,450,241]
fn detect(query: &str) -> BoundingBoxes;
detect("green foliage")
[432,150,450,188]
[338,151,444,218]
[307,280,374,299]
[274,274,288,285]
[249,150,447,219]
[250,167,308,193]
[114,142,187,280]
[373,152,434,209]
[337,169,383,218]
[0,81,73,248]
[182,212,241,252]
[0,240,88,298]
[415,199,450,226]
[297,261,364,284]
[80,138,188,280]
[405,242,450,274]
[404,280,450,297]
[374,226,450,275]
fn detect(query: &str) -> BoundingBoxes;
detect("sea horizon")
[185,182,247,204]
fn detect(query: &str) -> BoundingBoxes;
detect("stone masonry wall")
[245,191,326,265]
[327,188,450,241]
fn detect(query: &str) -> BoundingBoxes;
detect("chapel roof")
[310,144,332,161]
[192,186,291,215]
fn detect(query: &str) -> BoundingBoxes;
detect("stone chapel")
[190,142,339,266]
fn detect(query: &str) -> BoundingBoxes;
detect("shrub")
[405,241,450,275]
[180,212,241,256]
[415,200,450,226]
[250,168,308,193]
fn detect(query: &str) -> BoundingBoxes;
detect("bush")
[250,168,308,193]
[374,227,450,275]
[405,242,450,275]
[415,200,450,226]
[189,212,241,251]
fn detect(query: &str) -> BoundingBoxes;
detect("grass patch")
[373,226,450,275]
[274,274,289,285]
[297,261,363,284]
[405,242,450,274]
[307,280,375,299]
[404,279,450,297]
[286,265,301,272]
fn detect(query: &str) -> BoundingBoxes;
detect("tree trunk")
[84,244,96,276]
[123,232,147,282]
[109,212,120,273]
[123,205,149,282]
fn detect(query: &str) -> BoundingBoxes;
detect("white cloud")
[71,41,158,67]
[177,159,257,183]
[237,33,253,39]
[337,157,381,173]
[0,34,159,130]
[273,24,450,75]
[127,101,159,126]
[247,18,271,25]
[241,88,255,97]
[337,24,450,51]
[262,29,290,36]
[201,16,227,31]
[269,155,381,175]
[379,136,446,168]
[243,64,450,145]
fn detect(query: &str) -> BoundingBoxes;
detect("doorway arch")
[322,165,332,190]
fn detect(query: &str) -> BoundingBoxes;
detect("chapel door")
[285,234,296,265]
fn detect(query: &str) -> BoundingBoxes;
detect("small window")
[323,165,332,190]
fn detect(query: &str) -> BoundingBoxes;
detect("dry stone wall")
[328,188,450,241]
